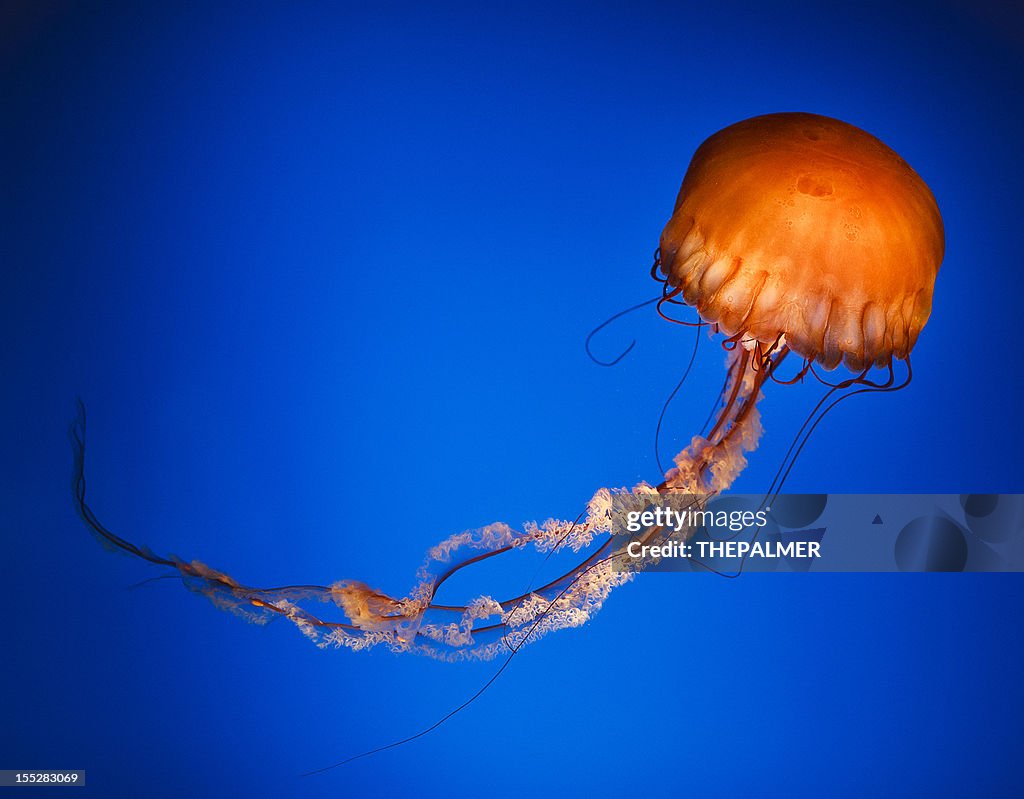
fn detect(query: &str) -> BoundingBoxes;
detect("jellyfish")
[74,112,944,662]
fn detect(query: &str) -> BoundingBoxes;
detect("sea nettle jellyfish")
[74,112,944,662]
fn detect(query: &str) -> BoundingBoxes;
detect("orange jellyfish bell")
[653,112,944,495]
[658,112,944,371]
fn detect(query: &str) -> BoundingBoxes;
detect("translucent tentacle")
[73,345,775,661]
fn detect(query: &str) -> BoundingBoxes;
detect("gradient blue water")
[3,2,1022,796]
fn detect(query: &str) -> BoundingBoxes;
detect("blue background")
[3,1,1022,796]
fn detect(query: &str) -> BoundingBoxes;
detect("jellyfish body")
[77,112,944,660]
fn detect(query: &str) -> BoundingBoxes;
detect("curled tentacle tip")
[586,338,636,367]
[584,295,660,367]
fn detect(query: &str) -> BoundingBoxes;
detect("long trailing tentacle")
[71,400,654,660]
[654,320,702,475]
[71,340,768,661]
